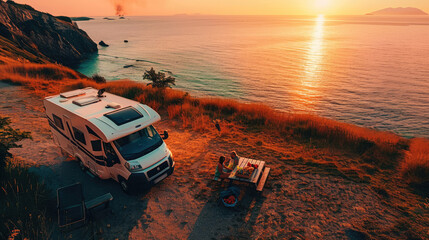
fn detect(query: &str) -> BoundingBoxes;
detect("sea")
[75,15,429,138]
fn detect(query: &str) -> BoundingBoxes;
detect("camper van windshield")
[113,126,163,161]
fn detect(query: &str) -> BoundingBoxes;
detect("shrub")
[143,68,176,88]
[91,74,106,83]
[0,116,31,178]
[0,117,49,239]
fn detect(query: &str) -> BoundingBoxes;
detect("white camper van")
[44,87,174,192]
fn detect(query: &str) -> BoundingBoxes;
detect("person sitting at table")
[224,151,239,171]
[214,156,230,181]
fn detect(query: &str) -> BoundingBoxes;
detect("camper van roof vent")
[60,90,85,98]
[106,102,121,109]
[72,96,101,106]
[104,106,143,126]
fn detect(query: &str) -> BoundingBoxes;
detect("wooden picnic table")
[228,157,270,191]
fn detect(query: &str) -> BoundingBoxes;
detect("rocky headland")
[0,0,97,65]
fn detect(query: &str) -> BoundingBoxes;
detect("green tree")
[0,116,31,177]
[143,68,176,88]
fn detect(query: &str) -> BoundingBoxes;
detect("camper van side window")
[86,126,101,139]
[52,114,64,130]
[91,140,102,152]
[72,127,86,145]
[103,142,119,164]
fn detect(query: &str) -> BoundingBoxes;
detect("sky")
[15,0,429,16]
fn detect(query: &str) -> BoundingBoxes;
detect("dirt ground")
[1,82,427,240]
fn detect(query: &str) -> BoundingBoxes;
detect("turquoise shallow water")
[75,15,429,138]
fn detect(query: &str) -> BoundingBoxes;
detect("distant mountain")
[367,7,428,15]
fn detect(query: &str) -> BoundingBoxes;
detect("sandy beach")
[1,83,427,239]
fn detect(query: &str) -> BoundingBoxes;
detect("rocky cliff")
[0,0,97,65]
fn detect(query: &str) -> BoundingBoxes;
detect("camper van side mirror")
[161,130,169,140]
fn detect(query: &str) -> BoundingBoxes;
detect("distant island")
[70,17,94,21]
[367,7,428,15]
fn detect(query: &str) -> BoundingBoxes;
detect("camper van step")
[86,171,96,178]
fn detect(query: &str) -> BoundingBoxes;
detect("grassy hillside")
[1,61,428,187]
[0,36,49,64]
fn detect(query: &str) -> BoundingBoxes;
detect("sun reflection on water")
[297,14,326,111]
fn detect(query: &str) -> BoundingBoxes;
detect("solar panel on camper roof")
[60,90,85,98]
[104,107,143,126]
[72,96,101,106]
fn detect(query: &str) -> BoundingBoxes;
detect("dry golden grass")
[400,138,429,185]
[0,62,87,96]
[0,62,83,80]
[1,61,428,181]
[0,159,51,239]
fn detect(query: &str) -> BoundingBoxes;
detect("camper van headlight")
[125,162,142,172]
[168,155,174,166]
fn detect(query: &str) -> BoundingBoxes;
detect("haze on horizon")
[14,0,429,16]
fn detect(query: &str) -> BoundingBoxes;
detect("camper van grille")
[147,161,169,179]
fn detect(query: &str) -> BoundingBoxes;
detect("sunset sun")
[314,0,331,12]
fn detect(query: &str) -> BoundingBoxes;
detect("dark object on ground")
[91,74,106,83]
[220,186,240,207]
[345,229,370,240]
[85,193,113,217]
[123,64,134,68]
[124,40,128,43]
[57,183,86,229]
[103,17,115,20]
[99,41,109,47]
[57,183,113,230]
[215,122,221,132]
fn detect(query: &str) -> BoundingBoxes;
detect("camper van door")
[103,142,128,180]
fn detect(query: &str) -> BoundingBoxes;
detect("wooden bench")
[85,193,113,211]
[256,167,270,192]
